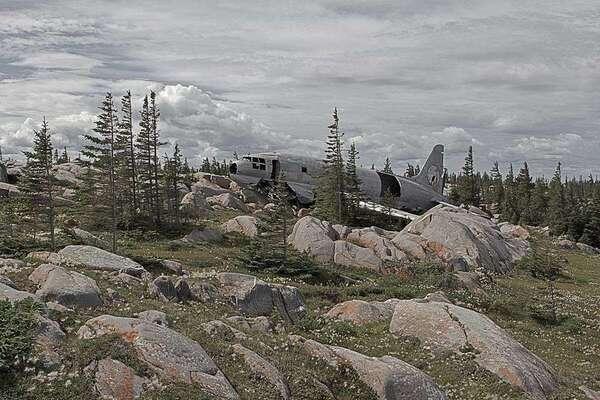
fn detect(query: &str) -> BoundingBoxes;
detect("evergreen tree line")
[449,146,600,247]
[4,91,199,253]
[200,157,230,175]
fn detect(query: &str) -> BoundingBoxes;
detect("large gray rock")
[0,258,26,271]
[51,162,85,186]
[221,215,259,237]
[333,240,383,271]
[180,191,212,218]
[389,299,558,399]
[191,176,230,197]
[232,344,291,400]
[197,173,233,190]
[0,282,40,304]
[29,264,102,307]
[391,232,428,259]
[324,299,400,325]
[289,335,447,400]
[499,223,530,240]
[181,229,223,244]
[136,310,168,326]
[78,315,239,399]
[159,259,185,275]
[58,245,147,276]
[94,358,150,400]
[402,205,529,273]
[206,192,248,212]
[35,314,66,366]
[288,216,338,263]
[148,276,177,302]
[217,272,306,323]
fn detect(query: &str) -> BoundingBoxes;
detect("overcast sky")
[1,1,599,177]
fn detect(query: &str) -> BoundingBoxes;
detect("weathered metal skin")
[229,145,447,214]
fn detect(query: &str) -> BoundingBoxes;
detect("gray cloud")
[0,0,599,177]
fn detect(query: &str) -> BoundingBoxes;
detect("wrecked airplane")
[229,144,448,219]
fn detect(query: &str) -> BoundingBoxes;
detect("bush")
[0,299,40,371]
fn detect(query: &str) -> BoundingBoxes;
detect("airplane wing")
[359,200,419,221]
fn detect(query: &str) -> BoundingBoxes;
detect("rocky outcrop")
[29,264,102,307]
[232,344,291,400]
[0,258,26,272]
[94,358,150,400]
[222,216,259,237]
[403,205,529,273]
[499,223,530,240]
[389,299,558,399]
[35,314,66,366]
[217,272,306,323]
[190,176,230,197]
[51,162,85,186]
[58,245,147,276]
[346,227,407,262]
[206,193,248,212]
[287,216,338,262]
[148,276,177,302]
[289,335,447,400]
[136,310,168,327]
[324,299,400,325]
[78,315,239,399]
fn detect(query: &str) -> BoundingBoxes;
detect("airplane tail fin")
[413,144,444,194]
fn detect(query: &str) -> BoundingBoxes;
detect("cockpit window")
[243,156,251,161]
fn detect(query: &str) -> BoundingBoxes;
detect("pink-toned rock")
[95,358,149,400]
[324,299,400,325]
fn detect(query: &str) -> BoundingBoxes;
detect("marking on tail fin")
[414,144,444,194]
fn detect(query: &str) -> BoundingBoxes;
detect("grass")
[1,214,599,399]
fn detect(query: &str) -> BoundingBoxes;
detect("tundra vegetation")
[0,98,598,400]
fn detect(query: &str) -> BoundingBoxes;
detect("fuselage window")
[252,164,259,169]
[243,156,251,161]
[301,166,307,173]
[251,156,267,171]
[259,164,266,170]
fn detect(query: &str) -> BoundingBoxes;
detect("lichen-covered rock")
[95,358,150,400]
[289,335,447,400]
[222,216,259,237]
[58,245,147,276]
[499,223,530,240]
[232,344,291,400]
[0,282,40,304]
[288,216,338,262]
[78,315,239,399]
[29,264,102,307]
[346,227,406,262]
[389,299,558,399]
[324,299,400,325]
[333,240,383,271]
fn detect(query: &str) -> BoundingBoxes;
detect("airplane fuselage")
[229,150,447,214]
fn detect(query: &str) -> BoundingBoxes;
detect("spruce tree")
[115,90,138,223]
[515,162,533,225]
[82,92,119,251]
[382,157,393,174]
[136,95,153,216]
[164,144,183,227]
[345,141,363,222]
[490,162,504,213]
[149,91,164,226]
[405,164,416,177]
[501,163,517,223]
[450,146,479,206]
[19,117,56,248]
[530,178,548,226]
[546,163,566,235]
[315,107,345,223]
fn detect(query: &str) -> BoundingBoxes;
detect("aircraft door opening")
[377,172,401,198]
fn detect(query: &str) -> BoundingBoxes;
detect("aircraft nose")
[229,162,237,174]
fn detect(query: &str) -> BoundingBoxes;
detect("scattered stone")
[0,282,41,304]
[113,272,144,287]
[159,259,185,275]
[191,281,219,303]
[35,314,66,366]
[95,358,150,400]
[181,229,223,244]
[78,315,239,399]
[198,173,233,189]
[217,272,306,323]
[46,301,72,313]
[206,193,248,212]
[333,240,383,271]
[287,216,338,263]
[191,176,231,197]
[29,264,102,307]
[58,245,147,276]
[174,278,192,302]
[557,239,577,250]
[149,276,177,302]
[136,310,168,327]
[324,299,400,325]
[0,257,26,272]
[202,320,247,341]
[0,275,15,288]
[222,216,259,237]
[232,344,291,400]
[67,227,111,250]
[389,299,558,399]
[25,251,63,265]
[297,208,310,218]
[179,192,212,218]
[289,335,447,400]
